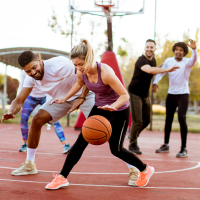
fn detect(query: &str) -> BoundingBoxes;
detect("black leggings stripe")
[60,106,146,177]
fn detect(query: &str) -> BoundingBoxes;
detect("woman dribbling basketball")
[46,39,154,189]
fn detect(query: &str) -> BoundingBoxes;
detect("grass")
[1,109,200,133]
[0,109,78,127]
[147,114,200,133]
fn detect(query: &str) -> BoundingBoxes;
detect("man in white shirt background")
[1,51,95,175]
[153,39,197,157]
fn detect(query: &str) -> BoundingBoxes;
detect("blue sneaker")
[19,143,27,152]
[63,144,71,154]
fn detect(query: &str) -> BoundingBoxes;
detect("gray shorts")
[39,92,95,124]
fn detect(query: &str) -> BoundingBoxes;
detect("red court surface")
[0,124,200,200]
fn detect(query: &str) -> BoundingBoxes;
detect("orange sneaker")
[135,163,154,187]
[45,174,69,190]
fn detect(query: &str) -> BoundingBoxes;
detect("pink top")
[82,62,129,111]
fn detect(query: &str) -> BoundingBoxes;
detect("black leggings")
[60,106,146,177]
[164,94,189,148]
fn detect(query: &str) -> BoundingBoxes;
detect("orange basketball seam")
[82,126,108,141]
[89,116,110,136]
[83,136,107,140]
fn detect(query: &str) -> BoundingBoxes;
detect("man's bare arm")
[1,87,32,122]
[67,84,90,115]
[141,64,179,75]
[79,84,89,98]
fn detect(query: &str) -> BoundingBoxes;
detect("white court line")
[0,162,200,174]
[0,178,200,190]
[0,127,13,132]
[0,149,198,163]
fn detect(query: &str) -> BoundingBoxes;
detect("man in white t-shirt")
[153,39,197,158]
[17,70,71,154]
[1,51,95,175]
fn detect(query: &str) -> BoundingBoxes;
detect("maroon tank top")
[82,62,129,111]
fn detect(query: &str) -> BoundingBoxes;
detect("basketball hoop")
[95,1,115,22]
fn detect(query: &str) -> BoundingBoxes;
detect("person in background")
[127,39,178,154]
[153,39,197,158]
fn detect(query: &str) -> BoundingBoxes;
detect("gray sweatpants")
[39,92,95,124]
[129,92,151,146]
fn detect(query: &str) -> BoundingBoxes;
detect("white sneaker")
[128,166,140,186]
[11,160,38,176]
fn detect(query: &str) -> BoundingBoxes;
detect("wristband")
[76,97,86,100]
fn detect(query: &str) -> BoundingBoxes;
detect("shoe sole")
[11,170,38,176]
[135,152,142,155]
[19,150,27,152]
[45,182,69,190]
[63,148,71,154]
[155,150,169,153]
[128,180,137,186]
[129,151,142,155]
[176,154,188,158]
[135,167,155,187]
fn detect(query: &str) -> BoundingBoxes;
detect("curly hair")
[172,42,188,56]
[18,51,38,68]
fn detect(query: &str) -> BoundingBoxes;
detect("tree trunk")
[194,99,199,114]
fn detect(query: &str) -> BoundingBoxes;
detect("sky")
[0,0,200,81]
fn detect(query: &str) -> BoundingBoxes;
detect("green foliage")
[48,9,107,55]
[116,39,136,88]
[117,46,128,57]
[0,74,4,88]
[0,74,19,103]
[153,29,200,103]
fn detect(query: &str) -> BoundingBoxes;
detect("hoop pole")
[67,6,74,127]
[150,0,157,131]
[107,16,113,51]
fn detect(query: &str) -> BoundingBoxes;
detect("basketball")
[82,115,112,145]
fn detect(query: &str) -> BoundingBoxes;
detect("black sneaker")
[19,143,27,152]
[176,148,188,158]
[129,144,142,155]
[155,144,169,153]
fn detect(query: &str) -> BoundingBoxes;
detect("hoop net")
[95,1,115,22]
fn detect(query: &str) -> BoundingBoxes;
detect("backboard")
[69,0,145,16]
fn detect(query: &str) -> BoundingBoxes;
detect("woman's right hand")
[49,98,66,105]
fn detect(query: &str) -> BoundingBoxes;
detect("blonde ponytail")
[70,39,95,73]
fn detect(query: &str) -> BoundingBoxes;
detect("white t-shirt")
[17,70,46,98]
[23,56,82,101]
[153,49,198,94]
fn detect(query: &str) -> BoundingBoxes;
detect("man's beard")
[32,63,44,80]
[145,52,153,59]
[175,54,183,61]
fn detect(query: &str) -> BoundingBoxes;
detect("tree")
[188,29,200,113]
[0,74,19,104]
[117,38,137,88]
[48,10,108,57]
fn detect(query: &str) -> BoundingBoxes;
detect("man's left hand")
[186,39,196,50]
[67,99,85,115]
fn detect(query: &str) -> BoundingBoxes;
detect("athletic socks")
[126,162,136,169]
[27,147,37,163]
